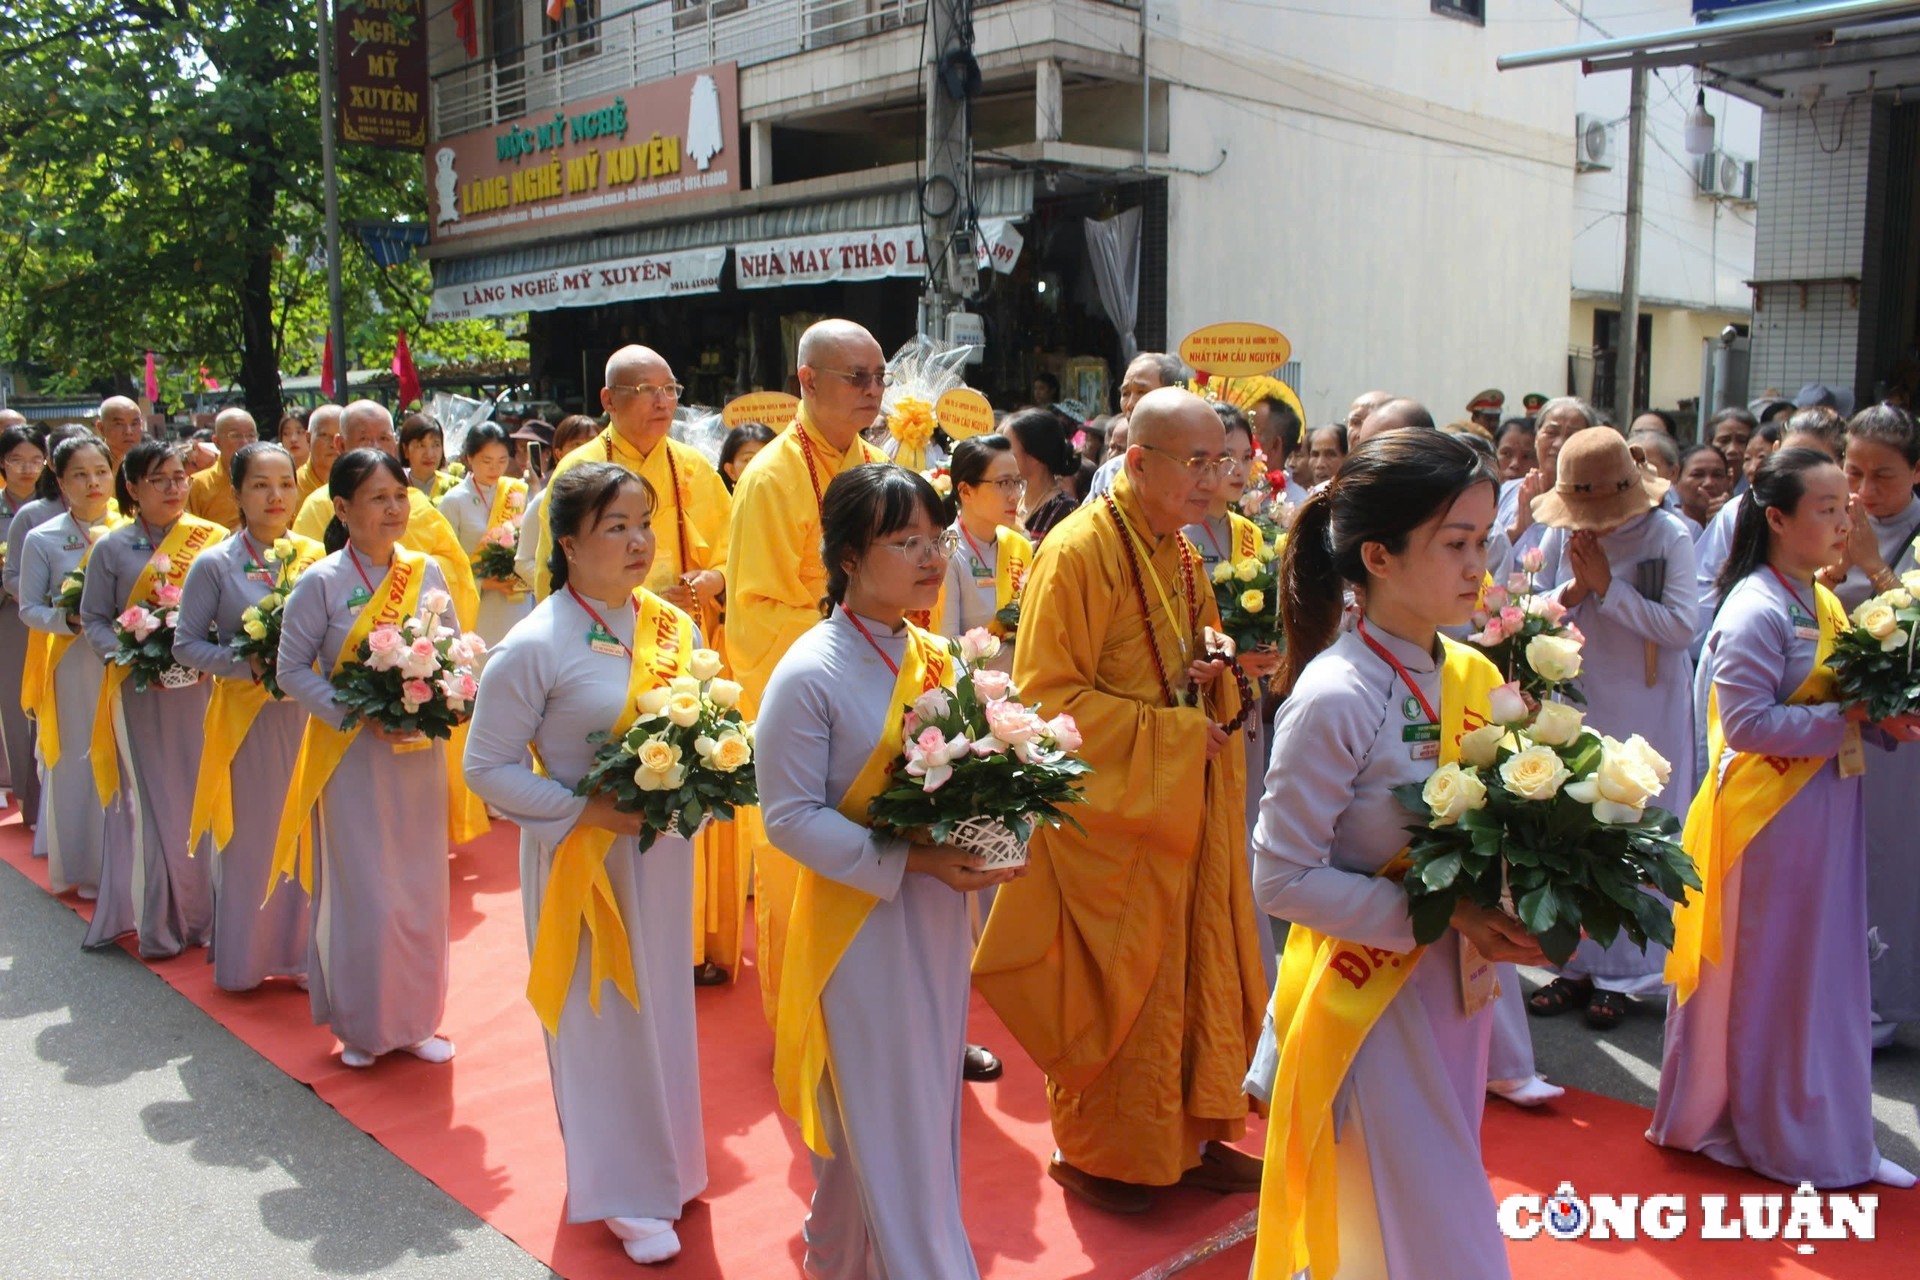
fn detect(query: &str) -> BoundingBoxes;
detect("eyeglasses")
[875,531,959,565]
[609,382,684,401]
[971,477,1027,496]
[815,368,894,392]
[142,474,191,491]
[1139,444,1234,480]
[3,455,44,469]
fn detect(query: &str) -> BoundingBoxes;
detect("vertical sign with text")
[337,0,428,151]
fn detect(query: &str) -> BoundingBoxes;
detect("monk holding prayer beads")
[974,386,1269,1214]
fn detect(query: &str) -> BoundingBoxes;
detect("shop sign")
[1178,322,1292,377]
[428,247,727,320]
[338,0,428,151]
[722,391,800,432]
[734,219,1020,291]
[428,65,740,243]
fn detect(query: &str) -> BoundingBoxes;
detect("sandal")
[1526,976,1593,1017]
[1584,990,1628,1030]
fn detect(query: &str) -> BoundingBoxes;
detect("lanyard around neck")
[842,606,901,677]
[1358,618,1439,725]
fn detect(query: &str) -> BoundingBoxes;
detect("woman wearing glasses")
[759,464,1021,1280]
[935,434,1030,671]
[80,442,225,957]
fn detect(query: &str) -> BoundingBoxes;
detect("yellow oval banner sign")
[1178,323,1292,377]
[722,391,800,432]
[935,387,995,440]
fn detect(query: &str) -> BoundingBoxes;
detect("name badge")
[1789,604,1818,642]
[346,586,372,611]
[1405,722,1441,760]
[1794,625,1820,641]
[62,537,82,551]
[133,537,152,551]
[586,624,625,657]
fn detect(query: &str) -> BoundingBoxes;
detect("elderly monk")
[975,386,1269,1214]
[727,319,891,1022]
[97,396,147,470]
[531,345,739,984]
[296,404,343,502]
[185,407,259,529]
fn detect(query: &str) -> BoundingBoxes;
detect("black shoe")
[692,962,729,987]
[962,1043,1003,1082]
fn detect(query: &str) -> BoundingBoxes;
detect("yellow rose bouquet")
[1394,682,1699,964]
[1829,573,1920,722]
[1208,535,1282,653]
[572,647,758,851]
[228,538,314,699]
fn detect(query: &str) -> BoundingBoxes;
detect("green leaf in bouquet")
[1515,882,1562,936]
[1535,920,1582,966]
[1389,782,1431,816]
[1582,907,1623,950]
[1417,851,1463,891]
[1406,891,1459,947]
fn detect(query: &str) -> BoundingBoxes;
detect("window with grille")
[1432,0,1485,24]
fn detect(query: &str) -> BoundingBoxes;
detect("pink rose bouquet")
[866,627,1092,868]
[109,555,193,692]
[330,590,485,740]
[1466,546,1587,705]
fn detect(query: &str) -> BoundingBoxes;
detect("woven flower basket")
[949,815,1030,870]
[158,665,200,691]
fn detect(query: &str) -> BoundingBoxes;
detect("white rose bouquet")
[865,627,1092,868]
[572,647,758,852]
[1829,573,1920,722]
[1467,546,1588,705]
[1394,678,1700,964]
[331,588,485,741]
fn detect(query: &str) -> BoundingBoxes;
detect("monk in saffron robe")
[530,345,739,982]
[974,387,1269,1213]
[726,319,890,1024]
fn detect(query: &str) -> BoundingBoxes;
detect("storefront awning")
[1499,0,1920,103]
[430,170,1034,293]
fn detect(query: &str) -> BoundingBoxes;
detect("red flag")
[392,328,422,411]
[451,0,479,57]
[143,351,159,403]
[320,330,336,400]
[198,365,220,391]
[546,0,569,20]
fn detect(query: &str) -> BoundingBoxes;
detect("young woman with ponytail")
[1249,429,1545,1280]
[272,448,458,1069]
[1651,446,1920,1189]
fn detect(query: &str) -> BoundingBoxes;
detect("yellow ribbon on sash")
[987,525,1035,638]
[1227,510,1265,565]
[1252,636,1502,1280]
[1665,582,1847,1005]
[774,623,955,1157]
[90,516,224,805]
[187,534,325,852]
[20,630,50,723]
[268,548,429,894]
[525,590,692,1034]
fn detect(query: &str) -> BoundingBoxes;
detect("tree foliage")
[0,1,522,421]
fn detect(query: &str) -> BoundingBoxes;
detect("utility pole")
[1618,66,1648,423]
[318,0,349,403]
[923,0,977,341]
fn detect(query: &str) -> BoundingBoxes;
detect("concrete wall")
[1150,3,1575,424]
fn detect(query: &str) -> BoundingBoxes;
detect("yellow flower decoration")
[889,397,936,451]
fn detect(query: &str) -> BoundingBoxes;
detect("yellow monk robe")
[727,407,886,1023]
[528,427,746,973]
[292,481,488,843]
[295,459,327,504]
[185,464,242,530]
[187,533,326,852]
[1665,581,1850,1005]
[1251,638,1501,1280]
[973,470,1269,1186]
[90,515,226,805]
[775,623,953,1154]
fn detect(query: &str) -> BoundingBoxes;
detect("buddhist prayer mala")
[1104,494,1201,710]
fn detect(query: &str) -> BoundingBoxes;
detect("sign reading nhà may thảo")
[337,0,428,151]
[426,64,740,244]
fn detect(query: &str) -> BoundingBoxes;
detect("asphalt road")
[4,857,1919,1277]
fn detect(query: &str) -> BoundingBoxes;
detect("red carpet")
[4,812,1914,1276]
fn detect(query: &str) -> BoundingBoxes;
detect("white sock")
[340,1046,376,1068]
[1874,1156,1917,1188]
[607,1217,680,1264]
[404,1036,455,1064]
[1488,1075,1565,1107]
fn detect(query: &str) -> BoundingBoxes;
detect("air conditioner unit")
[1575,113,1614,171]
[1698,149,1755,200]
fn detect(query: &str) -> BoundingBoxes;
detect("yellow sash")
[525,590,692,1034]
[774,622,955,1157]
[187,534,325,852]
[1665,581,1846,1005]
[28,513,128,768]
[90,516,224,804]
[990,525,1035,632]
[1227,510,1265,564]
[1252,636,1502,1280]
[267,548,429,893]
[478,476,529,591]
